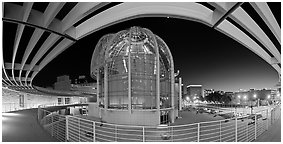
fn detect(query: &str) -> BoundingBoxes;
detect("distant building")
[216,90,225,95]
[77,75,88,84]
[204,89,214,97]
[71,83,96,94]
[233,89,274,105]
[225,92,234,96]
[187,85,203,100]
[54,75,71,91]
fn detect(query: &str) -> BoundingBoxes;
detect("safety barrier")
[38,104,281,142]
[2,102,68,113]
[2,103,41,113]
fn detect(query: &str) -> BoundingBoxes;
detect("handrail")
[38,103,281,142]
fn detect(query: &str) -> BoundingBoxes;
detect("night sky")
[29,2,281,92]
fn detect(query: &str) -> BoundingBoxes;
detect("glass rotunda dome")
[91,26,174,111]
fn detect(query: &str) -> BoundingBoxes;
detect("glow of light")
[186,97,190,101]
[253,94,257,98]
[2,113,21,117]
[238,95,241,99]
[2,116,9,121]
[243,95,247,99]
[267,95,270,99]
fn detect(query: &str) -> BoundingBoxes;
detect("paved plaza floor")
[2,109,58,142]
[173,108,225,125]
[253,115,281,142]
[2,106,280,142]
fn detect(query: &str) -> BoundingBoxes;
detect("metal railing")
[2,103,41,113]
[38,104,281,142]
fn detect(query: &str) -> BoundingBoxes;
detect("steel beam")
[61,2,100,32]
[212,2,243,28]
[29,38,74,84]
[5,63,39,71]
[230,7,281,63]
[75,2,213,40]
[216,19,280,74]
[12,24,24,86]
[43,2,65,27]
[7,3,32,86]
[24,34,60,85]
[250,2,281,44]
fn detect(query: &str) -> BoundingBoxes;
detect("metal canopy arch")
[2,2,281,93]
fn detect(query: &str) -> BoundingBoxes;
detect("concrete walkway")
[253,116,281,142]
[2,109,58,142]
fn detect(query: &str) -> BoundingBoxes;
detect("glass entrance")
[160,110,170,124]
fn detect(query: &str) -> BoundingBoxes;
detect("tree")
[205,92,232,104]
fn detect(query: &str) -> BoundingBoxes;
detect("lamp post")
[267,94,271,106]
[253,94,259,107]
[238,95,241,105]
[243,95,250,114]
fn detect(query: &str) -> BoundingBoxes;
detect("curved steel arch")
[74,2,280,74]
[2,2,281,92]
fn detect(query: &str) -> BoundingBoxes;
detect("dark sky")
[30,2,281,92]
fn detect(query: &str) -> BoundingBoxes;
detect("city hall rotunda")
[89,26,178,126]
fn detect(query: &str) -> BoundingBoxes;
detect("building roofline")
[187,85,202,87]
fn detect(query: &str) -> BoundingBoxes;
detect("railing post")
[235,117,237,142]
[78,118,81,142]
[51,114,54,137]
[143,127,145,142]
[219,121,221,142]
[266,109,268,130]
[37,107,40,121]
[171,126,173,142]
[115,125,117,142]
[246,120,248,141]
[254,114,257,140]
[93,121,96,142]
[66,116,69,142]
[197,123,200,142]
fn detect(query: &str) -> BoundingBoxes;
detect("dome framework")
[90,26,177,125]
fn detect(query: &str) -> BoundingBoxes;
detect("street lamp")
[253,94,259,107]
